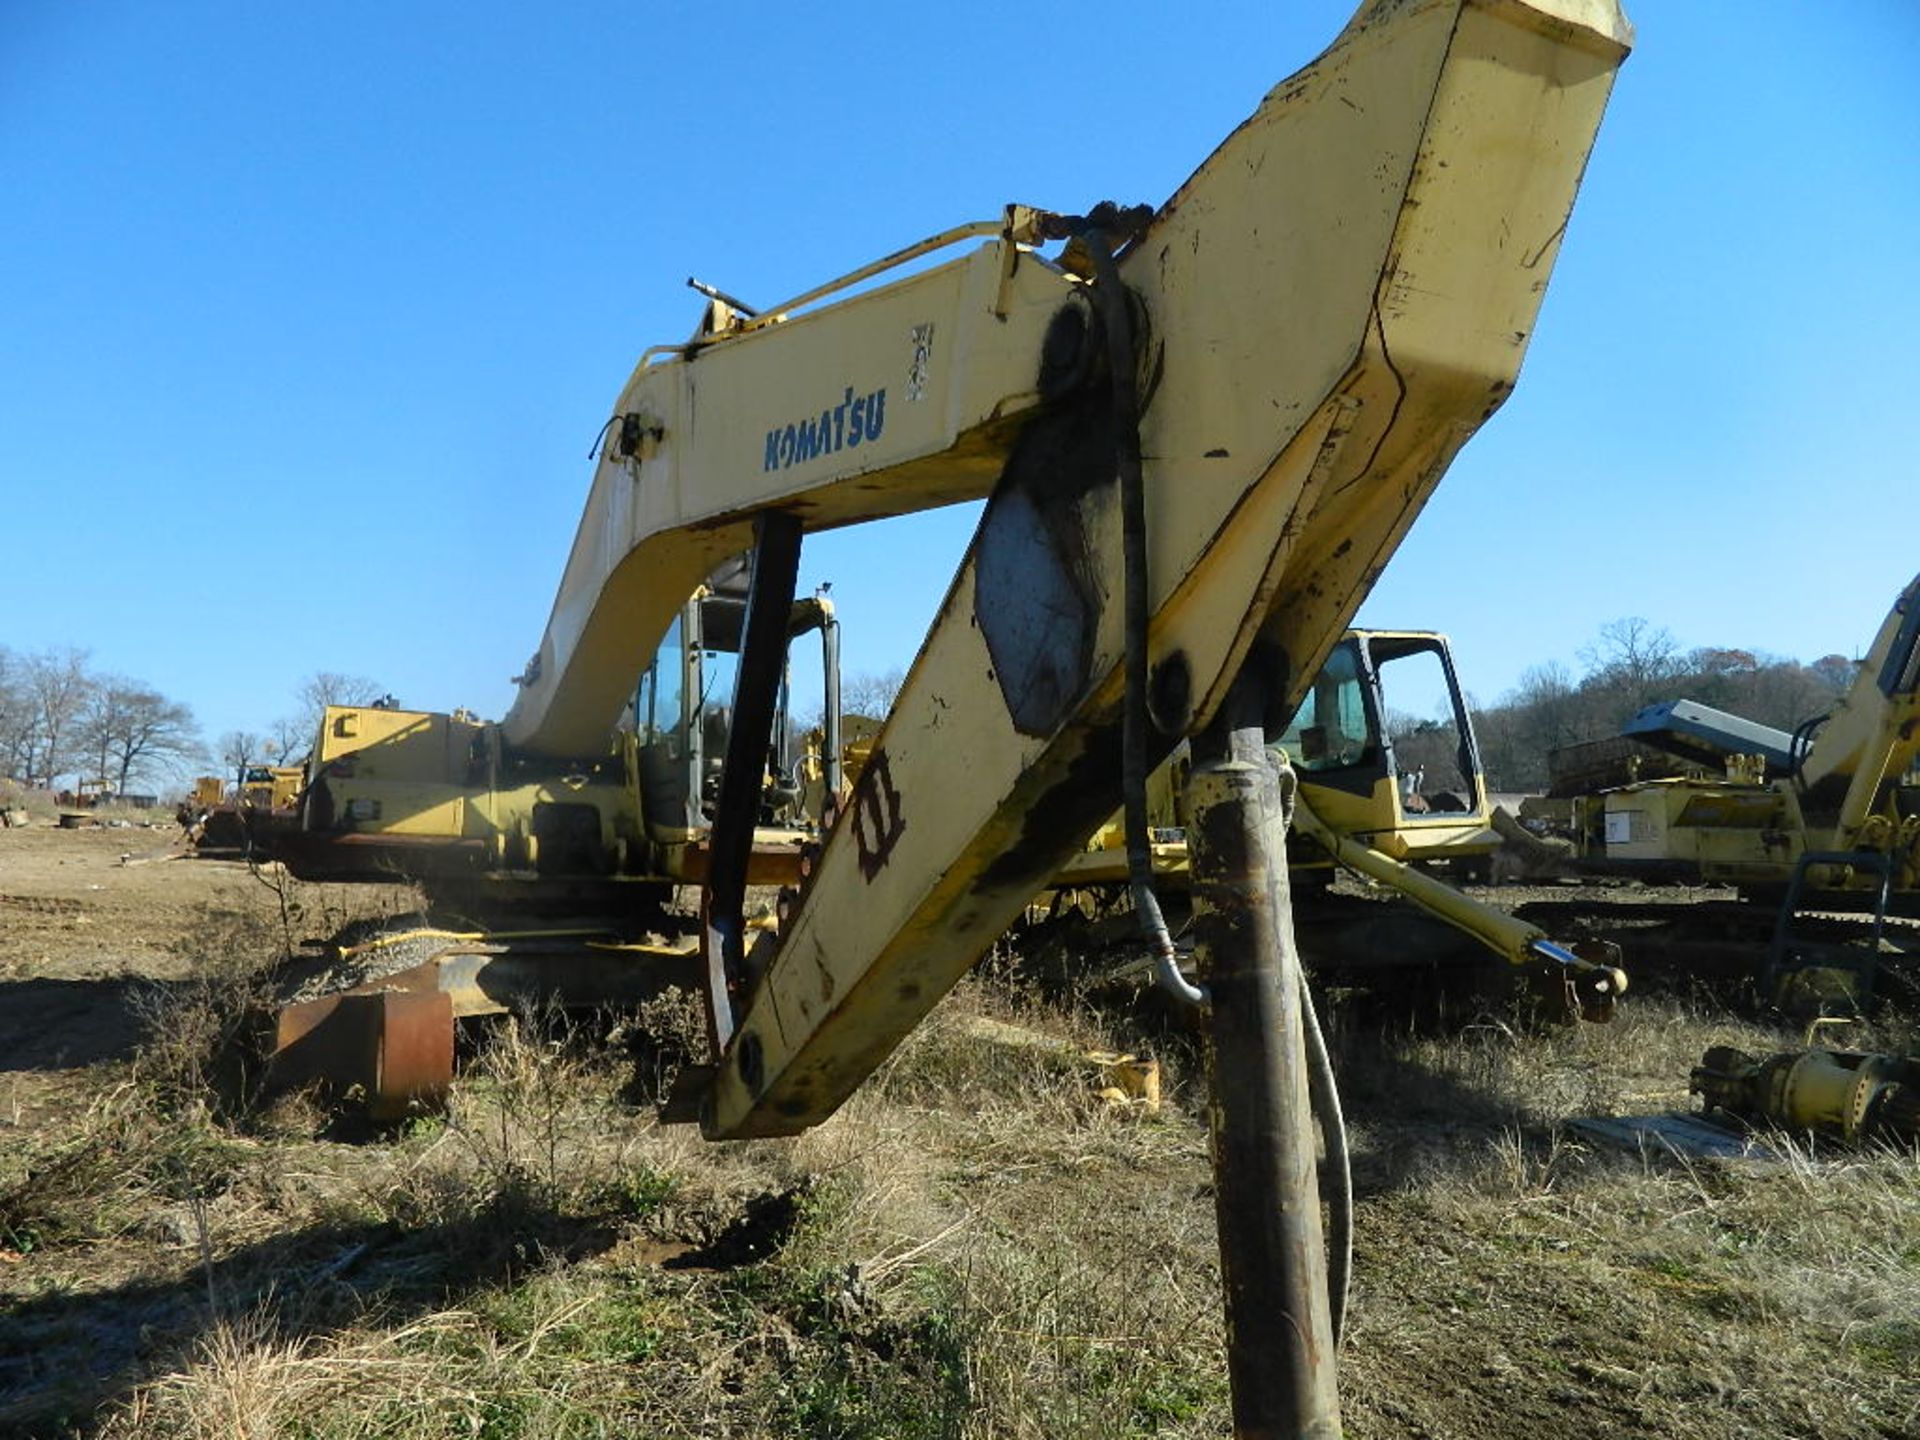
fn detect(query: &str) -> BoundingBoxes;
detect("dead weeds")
[4,831,1919,1438]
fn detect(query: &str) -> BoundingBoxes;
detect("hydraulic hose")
[1789,713,1829,783]
[1300,970,1352,1346]
[1080,218,1206,1009]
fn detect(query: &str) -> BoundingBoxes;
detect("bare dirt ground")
[3,824,1917,1438]
[1,825,240,1135]
[0,826,397,1135]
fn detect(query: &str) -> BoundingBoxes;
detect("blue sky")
[3,2,1915,759]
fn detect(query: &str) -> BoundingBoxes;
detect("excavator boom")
[1804,572,1920,838]
[259,4,1629,1425]
[496,0,1626,1138]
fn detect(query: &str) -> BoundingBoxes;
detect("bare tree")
[25,647,94,787]
[1516,661,1582,748]
[842,667,906,721]
[219,729,270,772]
[295,671,385,739]
[1576,617,1684,730]
[794,666,906,735]
[0,647,33,782]
[1743,659,1839,734]
[1582,617,1681,690]
[266,713,312,764]
[1475,662,1585,791]
[80,679,206,793]
[1810,653,1857,699]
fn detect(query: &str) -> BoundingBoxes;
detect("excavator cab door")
[1359,633,1485,822]
[1274,631,1492,865]
[634,607,702,839]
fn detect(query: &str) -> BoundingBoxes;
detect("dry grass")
[1326,995,1920,1439]
[4,883,1918,1439]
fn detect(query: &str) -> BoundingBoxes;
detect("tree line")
[0,650,389,797]
[0,645,204,795]
[1469,617,1856,792]
[0,617,1859,801]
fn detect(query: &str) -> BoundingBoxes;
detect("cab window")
[1277,643,1373,772]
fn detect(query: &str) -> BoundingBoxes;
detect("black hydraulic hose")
[1789,713,1829,782]
[1079,217,1345,1333]
[1081,225,1206,1008]
[1299,969,1352,1347]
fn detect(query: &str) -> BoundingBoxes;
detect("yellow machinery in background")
[1068,627,1500,883]
[1057,628,1623,1017]
[188,766,303,813]
[183,763,306,853]
[1569,572,1920,901]
[240,765,303,813]
[1548,574,1920,1008]
[1279,629,1496,872]
[270,563,842,904]
[1263,628,1621,1011]
[1693,1038,1920,1145]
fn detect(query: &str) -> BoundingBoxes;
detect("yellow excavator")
[1065,628,1500,883]
[1055,627,1624,1017]
[253,2,1629,1429]
[1546,572,1920,1007]
[1281,628,1499,873]
[1567,571,1920,897]
[272,555,843,903]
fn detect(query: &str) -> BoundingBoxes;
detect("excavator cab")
[273,549,839,894]
[1059,629,1496,889]
[1276,631,1495,873]
[632,554,841,844]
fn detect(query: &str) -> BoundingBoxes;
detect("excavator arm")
[1797,573,1920,843]
[501,0,1628,1140]
[1290,796,1628,1019]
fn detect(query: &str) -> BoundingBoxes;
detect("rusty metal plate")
[369,987,455,1120]
[270,979,453,1120]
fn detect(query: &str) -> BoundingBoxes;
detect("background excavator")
[1051,626,1625,1017]
[247,0,1630,1429]
[1528,572,1920,1009]
[1064,627,1502,887]
[1565,571,1920,896]
[271,556,842,906]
